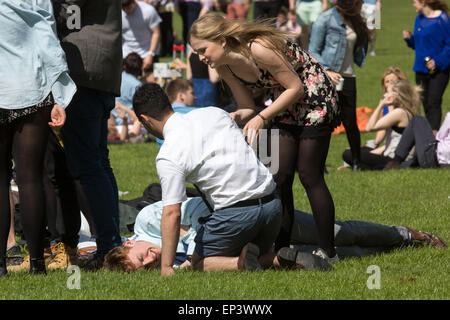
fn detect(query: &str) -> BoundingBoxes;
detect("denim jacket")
[309,7,368,72]
[0,0,76,110]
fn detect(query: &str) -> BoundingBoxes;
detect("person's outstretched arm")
[161,203,182,276]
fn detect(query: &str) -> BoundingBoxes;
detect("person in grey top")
[51,0,124,270]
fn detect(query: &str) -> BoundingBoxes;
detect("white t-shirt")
[156,107,276,210]
[122,2,162,59]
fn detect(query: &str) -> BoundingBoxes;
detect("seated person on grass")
[112,52,143,127]
[384,112,450,170]
[108,103,146,143]
[103,197,447,272]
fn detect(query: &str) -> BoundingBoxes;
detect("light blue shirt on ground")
[0,0,76,110]
[131,197,210,256]
[113,71,142,125]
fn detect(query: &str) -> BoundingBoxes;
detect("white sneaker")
[312,248,339,264]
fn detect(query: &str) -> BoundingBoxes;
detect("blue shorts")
[194,198,282,257]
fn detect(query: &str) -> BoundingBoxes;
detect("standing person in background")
[361,0,381,56]
[253,0,283,21]
[189,13,340,263]
[289,0,328,50]
[178,0,202,45]
[226,0,250,21]
[0,0,75,277]
[122,0,162,71]
[403,0,450,134]
[142,0,175,58]
[309,0,369,171]
[52,0,124,270]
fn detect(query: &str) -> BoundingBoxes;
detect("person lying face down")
[103,197,447,272]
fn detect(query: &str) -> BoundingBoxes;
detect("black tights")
[273,130,336,257]
[0,106,51,259]
[339,77,361,162]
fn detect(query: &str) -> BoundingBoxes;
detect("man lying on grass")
[103,197,447,272]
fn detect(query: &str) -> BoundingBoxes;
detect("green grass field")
[1,0,449,301]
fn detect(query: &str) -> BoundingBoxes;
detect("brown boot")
[47,242,79,270]
[383,160,401,170]
[7,253,52,272]
[406,227,447,248]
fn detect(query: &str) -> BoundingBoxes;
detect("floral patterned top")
[228,41,340,130]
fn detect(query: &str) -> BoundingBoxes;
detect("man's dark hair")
[123,52,143,77]
[121,0,135,7]
[133,83,173,121]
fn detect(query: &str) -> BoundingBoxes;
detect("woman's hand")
[402,30,412,40]
[380,92,398,106]
[48,104,66,130]
[426,58,436,72]
[243,115,265,146]
[326,70,342,85]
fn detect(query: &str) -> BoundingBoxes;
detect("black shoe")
[277,247,334,271]
[6,244,21,257]
[29,258,46,275]
[0,256,7,277]
[80,255,104,272]
[351,159,362,171]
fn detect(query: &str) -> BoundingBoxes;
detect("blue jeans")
[290,210,409,258]
[194,198,282,257]
[60,86,121,259]
[395,116,438,168]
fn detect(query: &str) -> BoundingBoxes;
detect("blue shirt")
[131,197,210,258]
[363,0,378,4]
[156,103,197,148]
[405,12,450,73]
[113,71,142,125]
[0,0,76,110]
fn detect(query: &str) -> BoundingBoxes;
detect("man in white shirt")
[132,83,288,276]
[122,0,162,70]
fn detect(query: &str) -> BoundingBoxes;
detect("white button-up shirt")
[156,107,276,210]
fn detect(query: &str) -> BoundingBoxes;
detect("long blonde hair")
[390,80,422,117]
[189,13,292,63]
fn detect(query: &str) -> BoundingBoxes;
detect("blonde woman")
[343,80,421,170]
[370,66,409,149]
[189,13,340,262]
